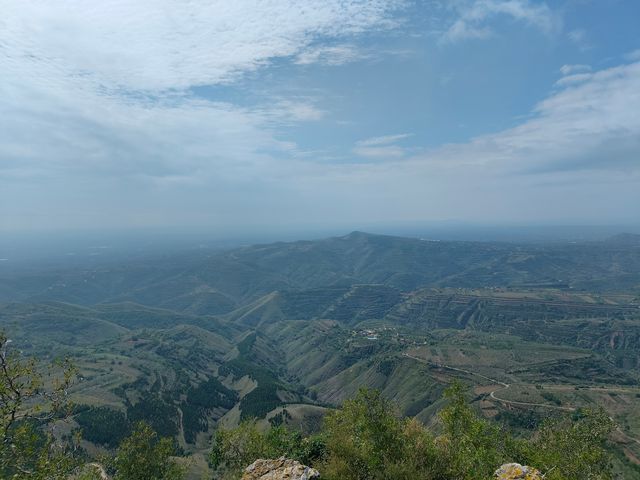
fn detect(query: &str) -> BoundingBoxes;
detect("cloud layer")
[426,60,640,173]
[442,0,557,43]
[0,1,400,183]
[2,0,399,92]
[325,58,640,224]
[1,0,638,230]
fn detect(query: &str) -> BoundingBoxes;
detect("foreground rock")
[495,463,542,479]
[242,457,320,480]
[70,463,111,479]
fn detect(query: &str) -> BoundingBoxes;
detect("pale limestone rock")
[242,457,320,480]
[495,463,543,480]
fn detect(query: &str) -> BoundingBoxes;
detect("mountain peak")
[343,230,370,238]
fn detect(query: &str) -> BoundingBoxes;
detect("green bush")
[0,332,79,479]
[75,406,131,448]
[209,420,325,479]
[519,408,614,480]
[113,422,185,480]
[209,382,615,480]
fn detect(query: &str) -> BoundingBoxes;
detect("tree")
[0,332,77,479]
[210,420,323,479]
[113,422,184,480]
[210,384,616,480]
[521,408,614,480]
[437,381,513,479]
[322,388,440,480]
[210,420,268,478]
[323,388,405,479]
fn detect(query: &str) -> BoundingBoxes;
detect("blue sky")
[1,0,639,233]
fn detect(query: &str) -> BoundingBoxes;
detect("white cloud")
[295,44,368,66]
[258,99,327,124]
[567,28,590,50]
[412,60,640,173]
[625,49,640,62]
[302,58,640,224]
[0,1,400,184]
[357,133,413,147]
[353,145,407,159]
[444,23,492,43]
[555,72,593,87]
[559,64,591,76]
[1,1,638,229]
[353,134,412,159]
[0,0,400,93]
[442,0,558,43]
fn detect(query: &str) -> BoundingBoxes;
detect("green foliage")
[323,388,403,478]
[75,405,130,448]
[495,409,544,430]
[540,391,562,406]
[236,333,257,356]
[1,419,79,480]
[519,407,615,480]
[435,383,615,480]
[219,334,286,421]
[437,381,514,479]
[0,334,186,479]
[268,407,292,427]
[113,421,185,480]
[126,393,179,437]
[0,332,78,479]
[375,358,397,376]
[210,384,616,480]
[237,374,283,421]
[209,420,325,479]
[322,388,441,480]
[182,377,237,443]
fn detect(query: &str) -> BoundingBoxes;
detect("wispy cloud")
[442,0,558,44]
[1,0,637,229]
[409,60,640,174]
[353,145,407,159]
[353,134,412,159]
[296,44,369,66]
[567,28,590,50]
[625,49,640,62]
[554,72,593,87]
[559,64,591,76]
[357,133,413,147]
[1,1,400,93]
[314,59,640,223]
[0,1,400,182]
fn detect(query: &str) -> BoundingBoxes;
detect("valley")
[1,231,639,477]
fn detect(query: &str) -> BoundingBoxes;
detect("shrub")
[209,383,615,480]
[209,420,325,479]
[113,422,184,480]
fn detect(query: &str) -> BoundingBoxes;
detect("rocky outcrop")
[495,463,542,480]
[242,457,320,480]
[71,463,111,479]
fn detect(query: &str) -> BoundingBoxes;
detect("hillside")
[2,232,639,313]
[1,232,639,476]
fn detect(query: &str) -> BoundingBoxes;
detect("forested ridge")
[0,333,619,479]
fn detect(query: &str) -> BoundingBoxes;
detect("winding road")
[404,352,573,411]
[402,352,640,446]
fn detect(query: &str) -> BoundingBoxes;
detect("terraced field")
[2,232,640,477]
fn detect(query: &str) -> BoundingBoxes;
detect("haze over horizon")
[2,5,640,475]
[2,1,639,233]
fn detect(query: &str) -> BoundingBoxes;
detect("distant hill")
[1,231,640,473]
[1,232,638,314]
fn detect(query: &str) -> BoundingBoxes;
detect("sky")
[1,0,639,234]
